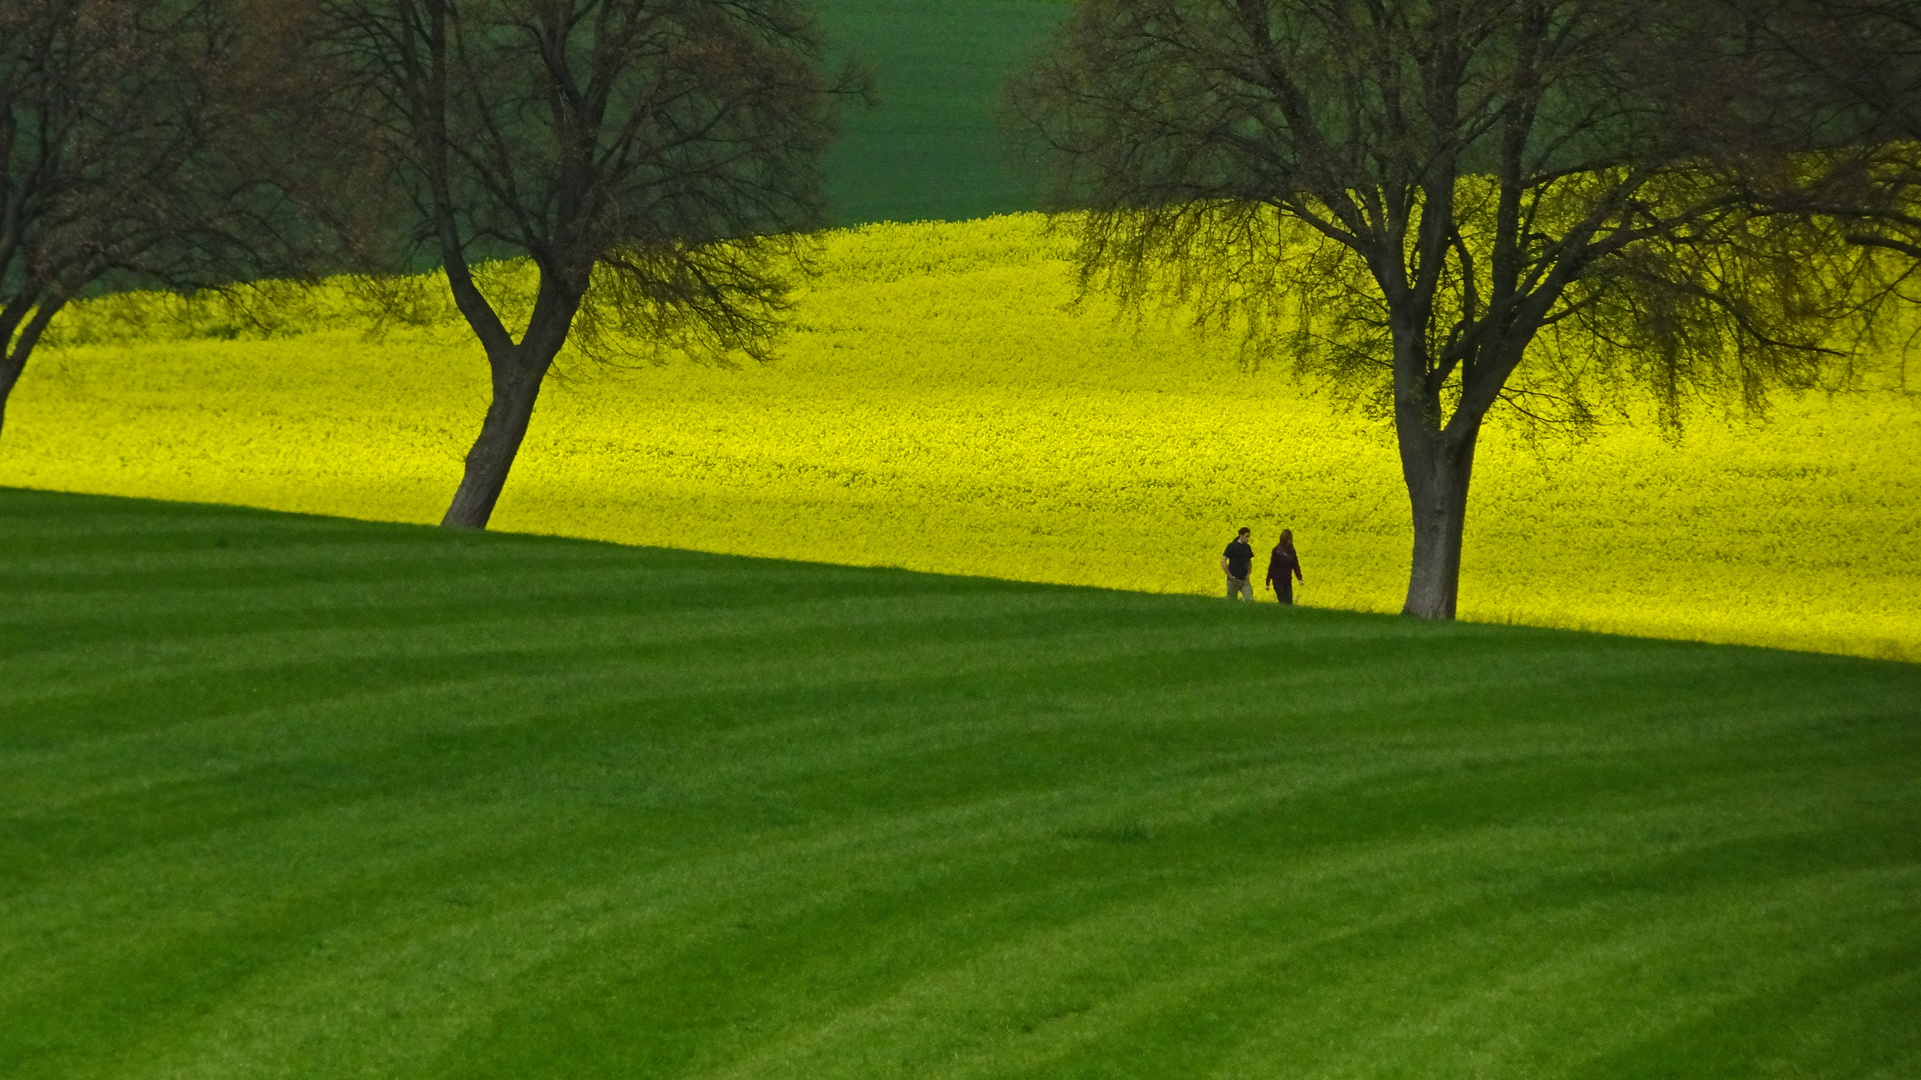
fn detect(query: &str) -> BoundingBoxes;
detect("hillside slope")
[3,486,1917,1079]
[819,0,1065,225]
[4,216,1917,660]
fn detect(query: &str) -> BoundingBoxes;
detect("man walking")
[1221,527,1255,600]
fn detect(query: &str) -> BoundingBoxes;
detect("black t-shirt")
[1224,540,1254,578]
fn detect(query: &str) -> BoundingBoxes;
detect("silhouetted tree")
[1010,0,1883,619]
[0,0,321,444]
[317,0,863,529]
[1725,1,1921,287]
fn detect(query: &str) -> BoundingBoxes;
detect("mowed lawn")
[3,486,1918,1080]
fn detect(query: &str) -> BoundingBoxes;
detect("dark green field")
[819,0,1065,225]
[3,486,1918,1079]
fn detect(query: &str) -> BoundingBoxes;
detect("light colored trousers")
[1226,576,1253,600]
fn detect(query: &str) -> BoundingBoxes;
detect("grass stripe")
[2,486,1916,1079]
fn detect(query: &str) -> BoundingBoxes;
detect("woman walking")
[1265,529,1304,605]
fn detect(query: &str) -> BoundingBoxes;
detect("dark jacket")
[1266,545,1302,584]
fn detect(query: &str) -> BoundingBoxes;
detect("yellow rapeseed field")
[4,214,1917,660]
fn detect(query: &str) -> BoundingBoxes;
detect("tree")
[1009,0,1879,619]
[0,0,320,444]
[316,0,863,529]
[1727,1,1921,286]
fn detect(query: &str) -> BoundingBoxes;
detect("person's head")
[1278,528,1294,549]
[1237,527,1250,541]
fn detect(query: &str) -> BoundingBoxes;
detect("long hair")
[1277,528,1294,552]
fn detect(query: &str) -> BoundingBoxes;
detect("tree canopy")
[313,0,865,528]
[0,0,324,440]
[1727,0,1921,298]
[1010,0,1903,618]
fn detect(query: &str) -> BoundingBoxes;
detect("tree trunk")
[0,298,62,451]
[1397,421,1482,620]
[0,350,24,448]
[440,347,554,529]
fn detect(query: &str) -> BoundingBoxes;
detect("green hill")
[819,0,1065,224]
[5,485,1917,1079]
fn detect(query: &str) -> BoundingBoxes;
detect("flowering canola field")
[4,214,1917,661]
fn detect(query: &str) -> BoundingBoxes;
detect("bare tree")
[1725,1,1921,287]
[1009,0,1881,619]
[317,0,862,529]
[0,0,319,444]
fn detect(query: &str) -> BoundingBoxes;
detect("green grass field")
[819,0,1063,224]
[6,485,1917,1079]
